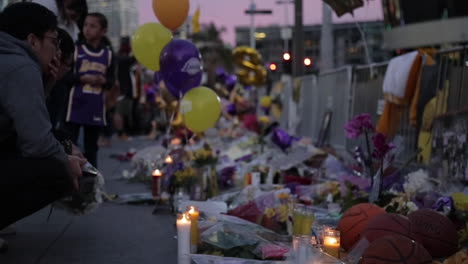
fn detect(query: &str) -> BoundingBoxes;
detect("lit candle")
[176,213,191,264]
[322,229,341,259]
[152,169,162,197]
[187,206,200,253]
[165,155,174,164]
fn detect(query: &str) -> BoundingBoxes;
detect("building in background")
[87,0,139,50]
[236,21,389,74]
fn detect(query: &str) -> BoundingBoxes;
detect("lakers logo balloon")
[233,46,267,86]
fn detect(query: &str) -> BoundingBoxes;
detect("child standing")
[65,13,115,167]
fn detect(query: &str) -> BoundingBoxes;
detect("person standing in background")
[47,28,76,129]
[33,0,88,42]
[113,38,137,140]
[65,13,115,168]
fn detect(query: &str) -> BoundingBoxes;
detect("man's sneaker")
[0,238,8,253]
[0,225,16,236]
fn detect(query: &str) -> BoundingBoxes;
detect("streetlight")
[276,0,294,52]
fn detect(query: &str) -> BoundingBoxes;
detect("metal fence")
[297,67,353,152]
[297,45,468,162]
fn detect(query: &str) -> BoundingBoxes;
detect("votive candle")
[322,229,340,259]
[152,169,162,197]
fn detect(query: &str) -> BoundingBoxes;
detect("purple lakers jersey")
[66,44,112,127]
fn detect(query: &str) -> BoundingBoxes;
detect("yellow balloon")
[131,23,172,71]
[260,96,272,108]
[153,0,189,31]
[180,87,221,132]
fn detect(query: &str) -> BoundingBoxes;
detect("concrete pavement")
[0,137,177,264]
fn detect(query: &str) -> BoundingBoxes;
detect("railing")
[296,45,468,163]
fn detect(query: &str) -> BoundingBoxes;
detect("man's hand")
[71,144,86,160]
[68,155,87,191]
[44,53,61,89]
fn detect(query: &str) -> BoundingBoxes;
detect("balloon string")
[165,109,176,139]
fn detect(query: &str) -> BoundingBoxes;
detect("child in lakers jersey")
[66,13,115,167]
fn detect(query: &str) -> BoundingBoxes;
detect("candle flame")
[152,169,162,177]
[164,155,173,164]
[324,236,339,246]
[178,213,191,224]
[188,206,196,214]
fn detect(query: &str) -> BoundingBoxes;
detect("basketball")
[408,209,458,258]
[363,213,413,243]
[360,235,432,264]
[337,203,385,251]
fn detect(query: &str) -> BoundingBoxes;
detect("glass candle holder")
[292,204,305,236]
[322,229,341,259]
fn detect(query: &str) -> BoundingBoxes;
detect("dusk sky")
[138,0,384,45]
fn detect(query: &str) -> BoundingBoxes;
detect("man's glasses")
[43,35,62,50]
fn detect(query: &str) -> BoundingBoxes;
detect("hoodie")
[0,32,68,164]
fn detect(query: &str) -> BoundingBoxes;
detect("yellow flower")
[260,96,272,108]
[258,115,271,124]
[277,192,290,200]
[264,208,276,219]
[452,192,468,210]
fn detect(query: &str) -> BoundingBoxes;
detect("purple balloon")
[225,75,237,91]
[160,39,203,98]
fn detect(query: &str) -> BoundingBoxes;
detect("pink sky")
[138,0,383,45]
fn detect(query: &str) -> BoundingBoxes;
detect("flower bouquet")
[344,113,395,202]
[55,162,105,215]
[192,145,218,168]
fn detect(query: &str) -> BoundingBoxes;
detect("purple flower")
[344,113,374,139]
[372,133,395,159]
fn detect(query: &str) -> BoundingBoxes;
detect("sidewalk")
[0,137,177,264]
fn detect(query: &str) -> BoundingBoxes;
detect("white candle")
[177,213,191,264]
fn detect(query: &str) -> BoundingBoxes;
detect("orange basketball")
[408,209,458,258]
[360,235,432,264]
[337,203,385,251]
[363,213,413,243]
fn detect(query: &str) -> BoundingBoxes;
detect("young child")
[65,13,115,167]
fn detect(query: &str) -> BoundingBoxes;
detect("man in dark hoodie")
[0,2,85,248]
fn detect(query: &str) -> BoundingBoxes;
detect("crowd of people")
[0,1,164,251]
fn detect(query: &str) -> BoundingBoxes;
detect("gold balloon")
[233,46,267,86]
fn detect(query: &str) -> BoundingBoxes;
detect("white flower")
[403,169,433,195]
[406,202,419,213]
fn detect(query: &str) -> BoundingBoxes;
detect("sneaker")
[0,238,8,253]
[0,225,16,236]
